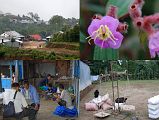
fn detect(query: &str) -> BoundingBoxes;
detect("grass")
[92,79,159,88]
[0,45,79,60]
[46,42,79,51]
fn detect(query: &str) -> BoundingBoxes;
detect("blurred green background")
[80,0,159,60]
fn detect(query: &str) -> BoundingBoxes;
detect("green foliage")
[88,61,110,75]
[46,42,79,51]
[0,45,78,60]
[93,46,118,60]
[0,14,78,40]
[128,60,159,80]
[88,60,159,80]
[112,61,128,72]
[106,0,133,17]
[51,24,79,42]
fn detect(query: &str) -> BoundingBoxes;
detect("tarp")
[80,61,91,91]
[53,106,78,117]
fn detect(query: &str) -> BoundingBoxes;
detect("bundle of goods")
[148,95,159,119]
[113,97,135,111]
[85,94,113,111]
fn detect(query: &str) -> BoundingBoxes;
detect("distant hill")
[0,11,79,38]
[0,10,3,15]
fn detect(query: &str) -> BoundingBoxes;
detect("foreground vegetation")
[0,45,79,60]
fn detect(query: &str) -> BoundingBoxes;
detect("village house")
[0,31,24,47]
[46,35,52,42]
[30,34,42,41]
[19,19,34,24]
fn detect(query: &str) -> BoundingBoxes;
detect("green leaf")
[106,0,133,17]
[93,46,119,60]
[80,31,87,43]
[87,4,106,14]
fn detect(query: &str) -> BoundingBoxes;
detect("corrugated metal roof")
[0,31,24,38]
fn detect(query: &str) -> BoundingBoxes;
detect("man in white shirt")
[0,83,27,119]
[0,83,37,120]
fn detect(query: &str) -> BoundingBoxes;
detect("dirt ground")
[79,80,159,120]
[21,41,79,56]
[22,41,46,49]
[37,97,77,120]
[1,98,70,120]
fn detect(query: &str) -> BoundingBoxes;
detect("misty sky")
[0,0,79,21]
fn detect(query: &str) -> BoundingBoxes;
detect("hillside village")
[0,11,79,60]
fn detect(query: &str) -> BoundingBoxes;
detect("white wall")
[80,61,91,91]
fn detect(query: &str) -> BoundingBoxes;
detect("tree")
[34,13,40,21]
[49,15,65,31]
[28,12,34,20]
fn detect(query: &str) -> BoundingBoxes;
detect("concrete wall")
[35,62,55,76]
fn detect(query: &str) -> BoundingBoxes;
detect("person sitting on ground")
[53,84,78,117]
[21,80,40,119]
[45,83,57,100]
[39,74,51,88]
[85,90,113,111]
[56,84,73,109]
[0,83,37,120]
[90,90,102,108]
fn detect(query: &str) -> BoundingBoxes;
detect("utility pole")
[0,65,2,92]
[15,60,19,83]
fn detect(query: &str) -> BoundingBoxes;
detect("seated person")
[39,74,51,88]
[85,90,113,111]
[90,90,102,108]
[53,84,77,117]
[56,84,73,109]
[21,80,40,119]
[45,84,57,100]
[0,83,37,120]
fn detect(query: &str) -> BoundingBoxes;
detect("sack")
[148,95,159,105]
[148,108,159,115]
[102,94,109,102]
[101,103,113,111]
[148,104,159,111]
[85,103,98,111]
[3,91,17,118]
[149,113,159,119]
[106,98,113,106]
